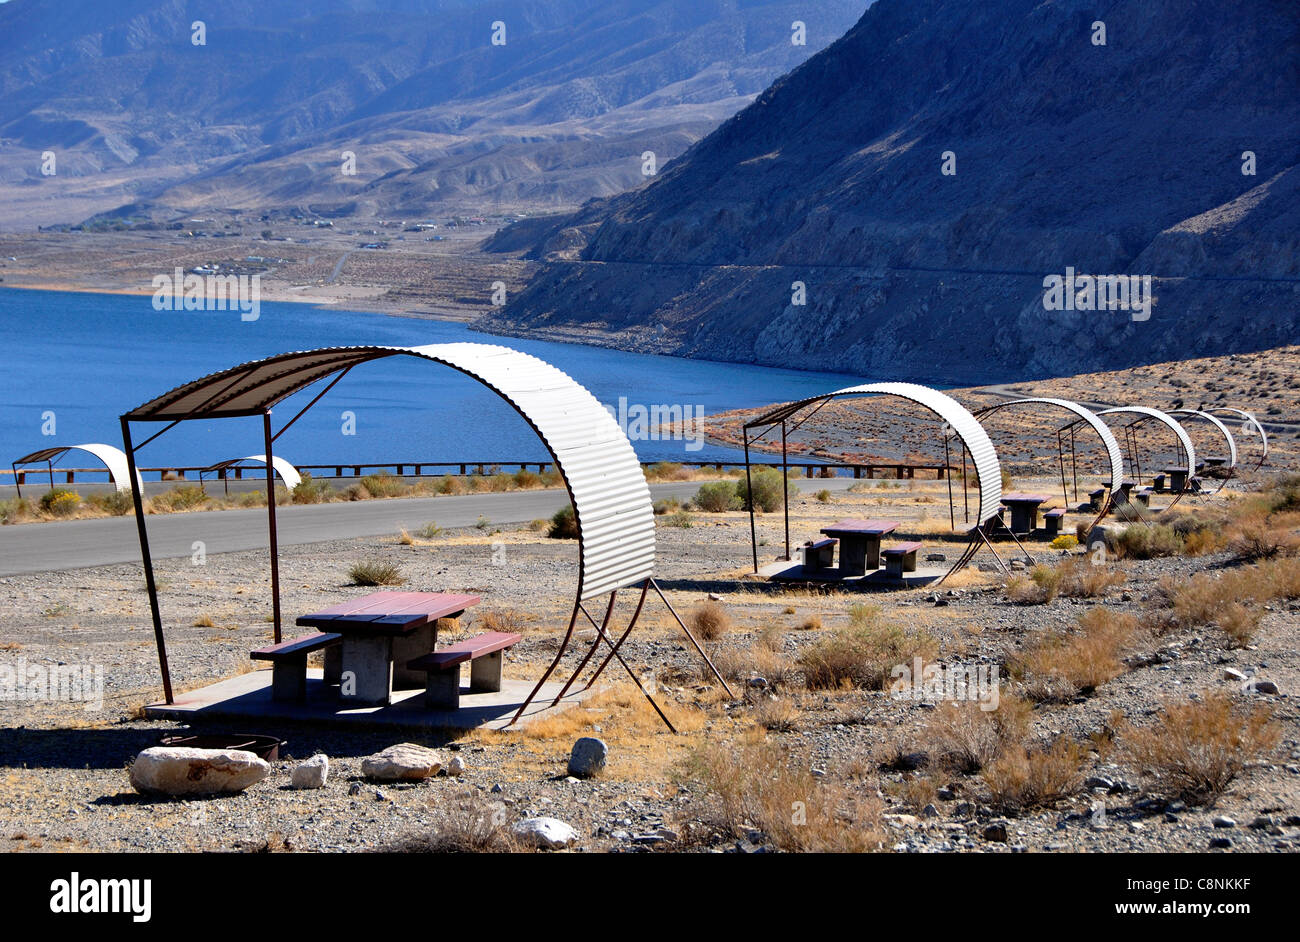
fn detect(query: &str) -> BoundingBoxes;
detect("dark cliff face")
[482,0,1300,383]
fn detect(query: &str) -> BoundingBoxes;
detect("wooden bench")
[882,541,923,576]
[251,632,342,702]
[1152,473,1166,493]
[407,631,522,709]
[1044,508,1068,535]
[802,538,837,573]
[1135,486,1154,507]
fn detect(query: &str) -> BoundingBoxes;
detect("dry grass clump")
[686,739,885,852]
[752,697,800,731]
[347,559,405,586]
[689,600,731,640]
[982,739,1087,813]
[475,609,536,634]
[1151,557,1300,646]
[1004,565,1060,604]
[709,639,795,688]
[1227,510,1300,560]
[384,796,521,853]
[918,695,1033,774]
[798,612,937,691]
[1008,608,1135,702]
[1112,523,1187,559]
[1119,692,1280,805]
[1055,557,1127,597]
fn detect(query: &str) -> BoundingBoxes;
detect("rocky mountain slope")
[0,0,863,227]
[481,0,1300,383]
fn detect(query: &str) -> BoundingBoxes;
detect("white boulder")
[130,747,269,796]
[512,816,578,850]
[291,754,329,789]
[361,743,442,781]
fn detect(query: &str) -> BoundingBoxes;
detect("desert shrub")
[1119,692,1280,805]
[383,797,519,853]
[799,615,823,631]
[664,511,694,528]
[477,609,535,634]
[1114,523,1185,559]
[752,698,800,731]
[799,615,937,691]
[1055,557,1126,598]
[1152,560,1300,646]
[539,469,564,488]
[347,560,405,586]
[1227,514,1300,560]
[983,739,1087,813]
[291,472,333,504]
[434,475,465,495]
[39,488,82,517]
[1008,608,1135,702]
[1048,534,1078,550]
[644,462,692,482]
[689,601,731,640]
[684,740,884,852]
[360,472,406,498]
[692,480,739,513]
[547,505,579,539]
[152,484,208,512]
[0,497,31,524]
[90,489,135,516]
[847,602,880,627]
[417,521,443,539]
[919,695,1033,774]
[814,489,832,503]
[738,467,785,513]
[653,496,681,515]
[1005,565,1060,605]
[511,469,539,489]
[475,515,492,531]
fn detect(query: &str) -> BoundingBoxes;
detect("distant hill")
[0,0,864,228]
[481,0,1300,383]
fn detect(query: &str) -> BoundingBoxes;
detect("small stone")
[937,787,957,801]
[1209,836,1233,849]
[129,747,269,797]
[1223,667,1247,682]
[1249,815,1275,829]
[1084,775,1114,791]
[447,756,466,777]
[290,754,328,789]
[1252,680,1280,695]
[490,783,503,793]
[348,782,362,797]
[925,553,946,563]
[361,743,442,781]
[982,821,1008,843]
[374,789,388,802]
[921,803,940,818]
[567,737,609,779]
[512,817,578,850]
[1212,815,1236,828]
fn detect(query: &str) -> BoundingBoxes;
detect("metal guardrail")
[0,458,956,485]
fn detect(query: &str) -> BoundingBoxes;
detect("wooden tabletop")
[296,590,481,636]
[1000,493,1051,503]
[820,518,901,536]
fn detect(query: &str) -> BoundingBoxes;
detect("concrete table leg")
[838,537,867,577]
[470,650,504,693]
[865,537,883,570]
[425,667,460,709]
[271,658,308,703]
[1009,507,1035,534]
[392,621,439,689]
[341,635,393,705]
[323,645,343,685]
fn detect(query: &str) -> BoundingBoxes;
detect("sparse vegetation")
[39,488,81,517]
[692,480,739,513]
[547,505,578,539]
[689,600,731,640]
[291,472,333,504]
[1009,608,1135,701]
[919,696,1033,774]
[983,738,1087,813]
[347,560,405,586]
[798,611,936,690]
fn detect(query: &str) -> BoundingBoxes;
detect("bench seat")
[251,632,342,702]
[1044,508,1068,536]
[882,541,923,576]
[407,631,522,709]
[802,537,837,573]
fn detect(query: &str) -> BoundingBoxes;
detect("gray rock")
[446,756,466,777]
[1251,679,1280,695]
[361,743,442,781]
[290,754,328,789]
[1223,667,1247,682]
[567,737,609,778]
[512,817,578,850]
[1209,836,1233,849]
[983,821,1009,842]
[1212,815,1236,828]
[129,747,269,797]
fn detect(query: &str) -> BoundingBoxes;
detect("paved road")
[0,478,857,576]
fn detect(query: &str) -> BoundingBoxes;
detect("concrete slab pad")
[143,668,594,731]
[759,559,947,588]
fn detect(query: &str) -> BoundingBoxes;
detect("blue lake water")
[0,287,873,474]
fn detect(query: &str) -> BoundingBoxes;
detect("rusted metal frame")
[270,365,354,444]
[549,589,620,705]
[744,427,759,573]
[509,599,581,727]
[781,420,791,561]
[944,434,955,530]
[10,461,20,500]
[575,598,676,734]
[937,532,981,585]
[262,411,283,644]
[1069,423,1080,500]
[987,511,1036,565]
[975,523,1013,574]
[121,416,173,705]
[1055,427,1069,508]
[582,579,652,692]
[650,579,735,698]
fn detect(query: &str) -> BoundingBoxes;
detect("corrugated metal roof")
[1170,410,1238,469]
[989,398,1125,492]
[1210,407,1268,466]
[203,455,303,491]
[746,381,1003,525]
[125,343,654,601]
[1098,407,1196,477]
[12,443,141,493]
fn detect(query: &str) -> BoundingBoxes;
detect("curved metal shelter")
[121,342,721,726]
[973,397,1125,512]
[1209,407,1268,471]
[743,382,1004,578]
[11,442,143,498]
[201,455,303,492]
[1170,409,1238,469]
[1098,407,1196,500]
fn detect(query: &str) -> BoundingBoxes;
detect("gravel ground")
[0,475,1296,853]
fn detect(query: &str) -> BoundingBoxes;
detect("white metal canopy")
[1098,406,1196,480]
[125,343,655,602]
[11,442,143,493]
[203,454,303,491]
[981,397,1125,493]
[1211,407,1268,469]
[747,381,1004,525]
[1169,410,1238,470]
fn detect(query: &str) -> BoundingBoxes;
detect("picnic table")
[819,519,901,575]
[1000,493,1052,535]
[297,590,480,705]
[1162,467,1191,492]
